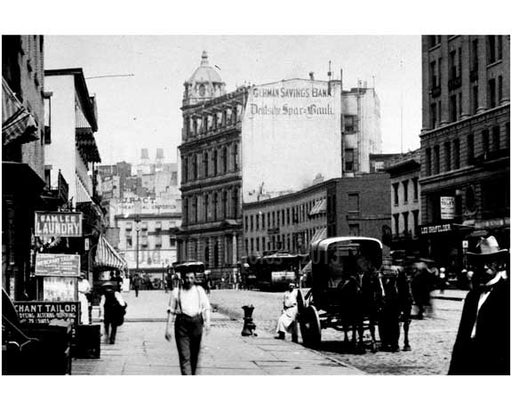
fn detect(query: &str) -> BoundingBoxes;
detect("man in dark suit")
[448,236,510,375]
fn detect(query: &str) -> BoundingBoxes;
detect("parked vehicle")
[250,252,302,291]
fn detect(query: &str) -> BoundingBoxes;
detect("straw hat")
[467,236,508,259]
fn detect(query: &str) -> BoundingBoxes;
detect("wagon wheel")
[296,289,307,315]
[300,305,321,347]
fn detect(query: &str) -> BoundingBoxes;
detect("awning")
[94,234,127,270]
[309,198,327,216]
[310,227,327,245]
[2,78,39,146]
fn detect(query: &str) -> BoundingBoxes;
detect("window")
[471,39,479,71]
[204,194,209,221]
[276,210,280,226]
[472,85,479,114]
[344,115,356,133]
[391,216,399,238]
[348,193,359,214]
[182,157,188,183]
[450,94,457,122]
[287,208,290,225]
[402,212,409,235]
[126,236,132,248]
[412,210,420,237]
[213,193,218,220]
[430,60,437,87]
[482,129,490,155]
[232,143,239,171]
[203,152,208,177]
[192,197,198,223]
[192,155,197,180]
[467,134,474,163]
[349,224,360,237]
[488,36,496,63]
[497,36,503,60]
[433,145,440,174]
[222,146,228,173]
[155,236,162,248]
[183,198,189,225]
[492,126,500,151]
[413,178,419,201]
[244,216,248,232]
[430,103,437,128]
[453,139,460,169]
[222,191,228,218]
[498,76,503,102]
[345,148,354,172]
[444,141,451,171]
[255,214,259,230]
[261,213,265,229]
[449,50,457,80]
[250,215,254,231]
[232,188,239,219]
[488,78,496,108]
[425,148,432,176]
[402,180,409,203]
[213,150,218,175]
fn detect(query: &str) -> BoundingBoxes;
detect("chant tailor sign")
[14,301,80,325]
[35,253,80,277]
[419,223,453,235]
[35,212,82,237]
[440,196,456,220]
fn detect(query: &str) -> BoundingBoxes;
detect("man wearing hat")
[448,236,510,375]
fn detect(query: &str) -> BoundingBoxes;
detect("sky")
[44,35,422,165]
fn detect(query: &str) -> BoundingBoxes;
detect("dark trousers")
[175,314,203,375]
[104,320,118,344]
[134,287,139,297]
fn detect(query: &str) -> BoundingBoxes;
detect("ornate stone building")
[177,51,247,283]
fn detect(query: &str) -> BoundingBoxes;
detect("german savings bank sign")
[242,79,342,203]
[35,212,83,237]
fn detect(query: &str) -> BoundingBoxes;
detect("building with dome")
[177,52,247,285]
[177,52,384,285]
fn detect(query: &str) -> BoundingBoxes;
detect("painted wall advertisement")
[440,196,456,220]
[34,212,83,237]
[242,79,342,203]
[14,301,80,325]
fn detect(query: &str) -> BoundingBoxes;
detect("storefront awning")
[94,234,127,270]
[310,227,327,245]
[309,198,327,216]
[2,78,39,146]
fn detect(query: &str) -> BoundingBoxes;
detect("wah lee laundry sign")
[35,253,80,277]
[34,212,83,237]
[14,301,80,325]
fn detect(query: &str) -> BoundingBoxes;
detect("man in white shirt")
[165,271,211,375]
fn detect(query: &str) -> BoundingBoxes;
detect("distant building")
[419,35,510,269]
[384,149,421,253]
[243,173,391,257]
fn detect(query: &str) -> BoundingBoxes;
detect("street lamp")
[134,214,141,270]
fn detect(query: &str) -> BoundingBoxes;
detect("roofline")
[45,68,98,131]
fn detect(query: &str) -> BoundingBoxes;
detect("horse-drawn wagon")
[297,236,412,353]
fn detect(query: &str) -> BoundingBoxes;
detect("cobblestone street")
[209,288,466,375]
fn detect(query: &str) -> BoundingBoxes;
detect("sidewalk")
[431,288,468,301]
[77,290,363,375]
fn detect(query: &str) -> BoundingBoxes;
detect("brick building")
[419,35,510,269]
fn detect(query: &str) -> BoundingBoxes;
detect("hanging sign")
[34,212,83,237]
[440,196,456,220]
[35,253,80,277]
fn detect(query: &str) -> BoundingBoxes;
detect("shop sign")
[35,253,80,277]
[14,301,80,325]
[34,212,82,237]
[440,196,456,220]
[462,240,469,249]
[419,223,453,235]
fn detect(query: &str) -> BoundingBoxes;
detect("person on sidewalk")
[78,272,91,325]
[275,283,299,342]
[132,273,141,297]
[448,236,510,375]
[99,282,127,344]
[165,271,211,375]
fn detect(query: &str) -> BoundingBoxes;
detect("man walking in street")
[165,271,211,375]
[448,236,510,375]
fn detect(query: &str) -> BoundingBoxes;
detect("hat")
[467,236,508,258]
[101,281,116,289]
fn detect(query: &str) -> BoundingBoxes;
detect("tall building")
[2,35,47,299]
[178,52,246,281]
[419,35,510,269]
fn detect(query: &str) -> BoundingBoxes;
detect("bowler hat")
[467,236,508,258]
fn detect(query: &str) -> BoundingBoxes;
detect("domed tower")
[183,51,225,106]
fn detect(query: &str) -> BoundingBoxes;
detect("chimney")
[309,72,315,81]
